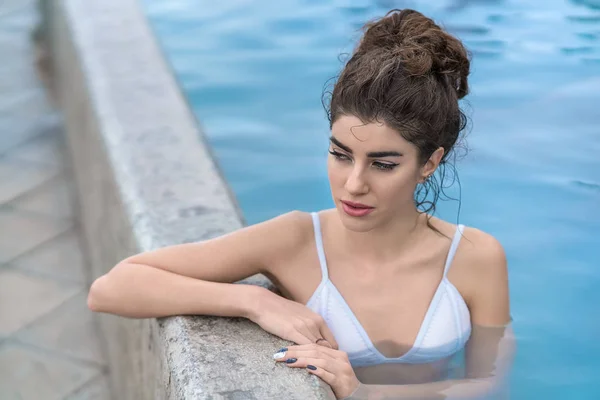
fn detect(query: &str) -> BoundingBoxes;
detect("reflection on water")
[143,0,600,398]
[349,324,515,399]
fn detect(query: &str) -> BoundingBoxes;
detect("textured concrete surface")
[45,0,336,399]
[0,3,111,399]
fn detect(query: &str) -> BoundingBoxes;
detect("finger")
[306,364,337,389]
[274,347,337,362]
[315,338,333,349]
[294,319,322,345]
[284,357,339,386]
[301,317,338,350]
[288,343,346,360]
[283,357,331,370]
[285,326,316,346]
[305,318,328,346]
[318,324,339,350]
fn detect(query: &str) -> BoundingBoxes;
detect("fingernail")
[273,351,286,359]
[277,347,288,352]
[307,365,317,370]
[285,358,297,364]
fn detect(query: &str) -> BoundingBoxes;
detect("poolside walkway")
[0,2,111,399]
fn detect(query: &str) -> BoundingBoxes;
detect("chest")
[328,265,445,358]
[274,246,451,358]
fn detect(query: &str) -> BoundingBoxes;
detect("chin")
[335,205,378,233]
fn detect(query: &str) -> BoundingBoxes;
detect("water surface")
[142,1,600,398]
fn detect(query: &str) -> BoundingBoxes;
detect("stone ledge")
[43,0,335,398]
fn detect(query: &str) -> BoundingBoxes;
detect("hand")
[273,343,361,399]
[249,288,339,349]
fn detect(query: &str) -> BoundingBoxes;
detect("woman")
[88,9,514,399]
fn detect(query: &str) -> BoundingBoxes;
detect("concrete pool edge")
[42,0,336,398]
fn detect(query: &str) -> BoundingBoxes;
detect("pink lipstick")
[341,200,375,217]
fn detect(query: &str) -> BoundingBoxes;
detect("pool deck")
[0,2,111,399]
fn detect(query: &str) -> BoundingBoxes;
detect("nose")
[344,165,369,195]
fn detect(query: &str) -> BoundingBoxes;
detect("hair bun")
[357,9,470,99]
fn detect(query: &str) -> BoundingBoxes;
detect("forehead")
[331,115,413,152]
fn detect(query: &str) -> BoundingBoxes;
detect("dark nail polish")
[285,358,297,364]
[307,365,317,370]
[277,348,288,353]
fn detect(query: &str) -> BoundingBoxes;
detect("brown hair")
[324,9,471,219]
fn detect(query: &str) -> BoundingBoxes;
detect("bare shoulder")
[257,210,314,248]
[256,210,315,264]
[262,209,312,232]
[458,227,507,271]
[452,226,511,325]
[425,216,507,273]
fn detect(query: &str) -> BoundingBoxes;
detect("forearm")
[88,262,264,319]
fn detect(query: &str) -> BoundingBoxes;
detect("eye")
[373,162,398,171]
[328,149,351,162]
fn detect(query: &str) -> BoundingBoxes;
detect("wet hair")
[323,9,471,227]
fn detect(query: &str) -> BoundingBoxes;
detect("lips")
[341,200,375,217]
[341,200,373,209]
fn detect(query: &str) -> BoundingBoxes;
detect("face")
[327,115,443,231]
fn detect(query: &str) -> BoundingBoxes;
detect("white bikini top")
[306,212,472,367]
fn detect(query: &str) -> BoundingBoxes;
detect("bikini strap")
[310,212,329,279]
[443,224,465,277]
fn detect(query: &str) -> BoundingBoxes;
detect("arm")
[351,231,515,400]
[87,210,309,319]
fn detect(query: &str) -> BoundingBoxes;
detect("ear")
[420,147,445,182]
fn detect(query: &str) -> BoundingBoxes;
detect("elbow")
[87,274,112,313]
[88,262,129,313]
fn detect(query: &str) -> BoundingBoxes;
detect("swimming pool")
[142,0,600,398]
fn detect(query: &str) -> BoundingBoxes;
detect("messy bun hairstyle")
[324,9,471,218]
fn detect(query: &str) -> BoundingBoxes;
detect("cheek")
[327,159,343,185]
[373,168,418,197]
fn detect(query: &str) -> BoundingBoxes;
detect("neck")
[336,206,428,264]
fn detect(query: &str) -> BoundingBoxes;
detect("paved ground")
[0,2,112,399]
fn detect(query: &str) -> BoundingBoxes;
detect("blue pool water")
[142,0,600,398]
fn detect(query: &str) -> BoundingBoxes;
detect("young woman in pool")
[88,9,514,399]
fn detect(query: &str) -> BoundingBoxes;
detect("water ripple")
[444,24,490,35]
[142,1,600,398]
[445,0,505,12]
[561,46,595,54]
[571,0,600,11]
[576,32,599,40]
[572,180,600,192]
[567,15,600,23]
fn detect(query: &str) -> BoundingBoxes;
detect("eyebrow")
[329,136,403,158]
